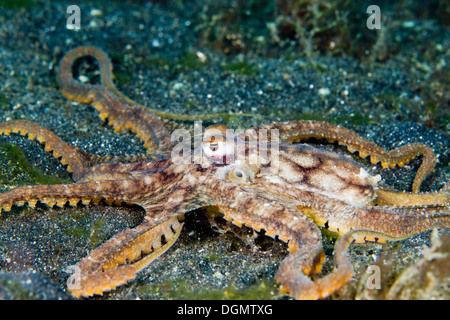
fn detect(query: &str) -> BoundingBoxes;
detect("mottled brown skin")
[0,47,449,299]
[247,121,437,194]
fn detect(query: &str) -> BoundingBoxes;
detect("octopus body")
[0,47,449,299]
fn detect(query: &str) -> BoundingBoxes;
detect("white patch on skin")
[263,175,285,184]
[354,167,372,183]
[371,173,382,186]
[294,154,318,168]
[62,185,69,194]
[186,173,197,184]
[308,170,374,207]
[94,181,102,191]
[342,189,370,207]
[276,161,304,183]
[310,172,345,192]
[332,165,352,180]
[351,168,380,190]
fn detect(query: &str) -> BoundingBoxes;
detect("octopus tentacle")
[319,226,445,298]
[216,199,319,251]
[76,158,173,183]
[212,192,336,300]
[0,120,168,184]
[312,228,407,299]
[242,182,449,239]
[57,46,174,155]
[249,120,436,192]
[276,241,350,300]
[300,194,450,239]
[57,47,258,156]
[0,183,101,211]
[278,204,448,299]
[0,120,90,181]
[0,172,181,212]
[83,152,166,168]
[218,205,328,300]
[374,188,450,207]
[68,217,183,297]
[59,47,258,121]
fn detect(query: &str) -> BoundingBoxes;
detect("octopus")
[0,46,449,299]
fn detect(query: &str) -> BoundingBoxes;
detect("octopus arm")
[301,193,450,239]
[0,120,167,182]
[68,217,182,297]
[0,175,177,212]
[0,174,185,297]
[210,184,356,300]
[374,188,450,207]
[57,46,174,155]
[243,182,450,239]
[0,120,90,181]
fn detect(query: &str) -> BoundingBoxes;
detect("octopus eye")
[208,141,221,153]
[233,169,244,178]
[224,167,248,184]
[202,137,235,164]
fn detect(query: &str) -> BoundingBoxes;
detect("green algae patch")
[0,93,10,111]
[0,142,72,187]
[0,0,35,9]
[141,56,171,69]
[60,210,110,248]
[135,278,278,300]
[139,51,206,72]
[222,60,260,77]
[113,70,132,86]
[222,279,278,300]
[177,52,206,70]
[294,112,376,126]
[205,252,222,263]
[0,278,33,300]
